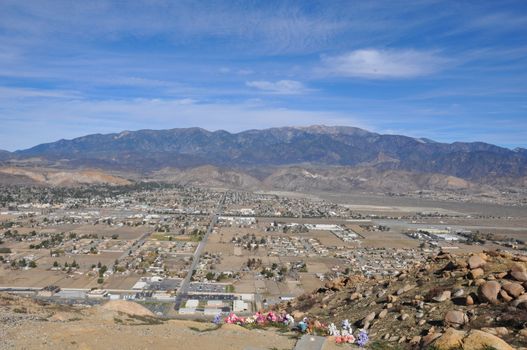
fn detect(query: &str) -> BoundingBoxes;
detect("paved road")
[0,287,145,294]
[174,193,225,310]
[117,230,152,262]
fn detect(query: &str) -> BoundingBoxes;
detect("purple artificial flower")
[213,313,222,325]
[356,330,369,347]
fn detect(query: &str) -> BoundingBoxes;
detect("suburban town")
[1,183,526,323]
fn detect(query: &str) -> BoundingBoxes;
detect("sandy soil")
[3,316,298,350]
[360,230,420,249]
[100,300,154,316]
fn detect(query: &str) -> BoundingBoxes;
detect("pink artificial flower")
[267,311,278,322]
[225,313,241,324]
[345,335,355,343]
[255,312,266,324]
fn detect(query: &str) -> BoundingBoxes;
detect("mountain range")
[1,125,526,191]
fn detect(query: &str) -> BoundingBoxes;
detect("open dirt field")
[68,225,148,240]
[104,274,143,290]
[360,230,420,249]
[317,191,527,217]
[4,319,298,350]
[0,269,95,288]
[37,252,122,270]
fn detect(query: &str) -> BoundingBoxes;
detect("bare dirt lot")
[0,269,95,288]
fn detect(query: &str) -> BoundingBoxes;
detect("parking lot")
[188,282,227,293]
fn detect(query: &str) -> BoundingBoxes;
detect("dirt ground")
[360,230,420,249]
[104,274,143,290]
[3,317,298,350]
[0,268,95,288]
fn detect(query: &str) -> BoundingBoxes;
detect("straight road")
[174,192,226,310]
[118,230,152,261]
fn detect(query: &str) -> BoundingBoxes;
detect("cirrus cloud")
[246,79,312,94]
[320,49,450,79]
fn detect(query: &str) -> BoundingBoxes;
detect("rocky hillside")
[151,165,262,189]
[261,166,478,192]
[5,125,527,182]
[148,165,520,205]
[277,250,527,349]
[0,167,131,186]
[0,150,10,161]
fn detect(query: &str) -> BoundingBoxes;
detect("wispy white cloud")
[465,12,527,33]
[220,67,253,76]
[237,69,253,76]
[320,49,449,79]
[0,86,81,99]
[246,80,312,94]
[0,0,349,55]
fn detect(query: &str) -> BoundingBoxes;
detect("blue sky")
[0,0,526,150]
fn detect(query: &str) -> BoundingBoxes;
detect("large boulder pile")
[277,250,526,349]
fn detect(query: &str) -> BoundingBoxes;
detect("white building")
[87,289,108,299]
[207,300,223,308]
[204,308,222,316]
[185,299,199,308]
[178,307,196,315]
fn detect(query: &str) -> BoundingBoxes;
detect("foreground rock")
[433,290,452,302]
[444,310,468,327]
[478,281,501,304]
[511,263,527,282]
[502,282,525,298]
[432,328,465,349]
[468,255,486,270]
[463,330,515,350]
[432,328,515,350]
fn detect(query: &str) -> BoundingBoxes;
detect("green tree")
[99,265,108,277]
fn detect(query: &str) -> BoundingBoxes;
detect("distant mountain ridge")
[3,125,527,181]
